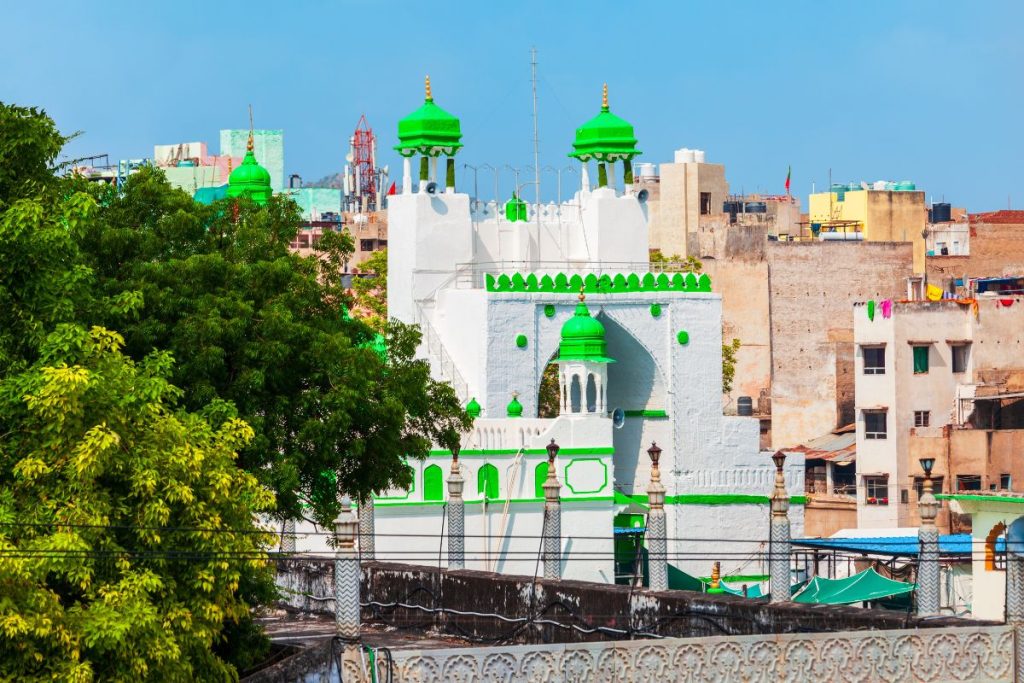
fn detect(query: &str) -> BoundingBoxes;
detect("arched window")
[423,464,444,502]
[586,373,597,413]
[478,463,499,500]
[534,461,549,499]
[570,374,582,413]
[986,521,1007,571]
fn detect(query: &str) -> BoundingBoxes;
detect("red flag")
[387,181,397,196]
[785,165,791,194]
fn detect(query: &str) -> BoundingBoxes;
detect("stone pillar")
[445,157,456,194]
[402,156,412,194]
[1005,518,1024,681]
[430,156,439,184]
[917,459,940,617]
[646,442,668,591]
[769,451,791,603]
[280,518,296,553]
[334,496,360,640]
[580,163,591,193]
[447,447,465,570]
[542,439,562,580]
[358,496,375,561]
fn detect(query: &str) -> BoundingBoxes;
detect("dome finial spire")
[425,75,433,102]
[247,104,254,153]
[601,83,609,112]
[579,286,586,303]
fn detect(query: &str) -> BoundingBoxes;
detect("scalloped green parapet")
[569,274,584,291]
[597,274,613,293]
[511,273,527,291]
[498,274,512,290]
[641,273,656,291]
[485,273,496,291]
[698,273,712,291]
[672,273,685,290]
[584,273,598,292]
[483,271,712,294]
[540,274,554,290]
[555,273,569,292]
[685,272,698,289]
[656,273,670,290]
[526,273,538,290]
[626,273,641,291]
[613,273,627,290]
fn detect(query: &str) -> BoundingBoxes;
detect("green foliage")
[351,248,388,333]
[649,249,703,273]
[537,362,560,418]
[0,102,69,204]
[722,337,741,394]
[75,171,468,521]
[0,326,275,681]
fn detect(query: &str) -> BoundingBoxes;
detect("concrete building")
[808,184,927,273]
[852,298,1024,531]
[945,492,1020,620]
[638,148,730,258]
[725,193,802,239]
[220,128,285,192]
[929,210,1024,290]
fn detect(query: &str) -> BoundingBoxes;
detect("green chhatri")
[558,293,614,363]
[465,397,481,418]
[395,75,463,157]
[569,84,641,162]
[227,129,272,205]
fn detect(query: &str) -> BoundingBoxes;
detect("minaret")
[555,290,614,415]
[395,75,463,194]
[569,84,641,192]
[226,106,273,205]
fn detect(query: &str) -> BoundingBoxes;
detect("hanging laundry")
[880,299,893,319]
[867,300,876,321]
[1000,299,1014,307]
[926,284,943,302]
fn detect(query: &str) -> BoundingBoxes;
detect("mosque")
[365,77,805,583]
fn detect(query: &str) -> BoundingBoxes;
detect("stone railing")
[386,625,1013,682]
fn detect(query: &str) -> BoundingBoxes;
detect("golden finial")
[602,83,609,111]
[425,75,433,102]
[579,286,586,303]
[710,561,721,590]
[247,104,254,153]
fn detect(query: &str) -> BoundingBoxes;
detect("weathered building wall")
[768,242,913,449]
[929,216,1024,284]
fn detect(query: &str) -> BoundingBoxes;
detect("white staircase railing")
[414,303,469,402]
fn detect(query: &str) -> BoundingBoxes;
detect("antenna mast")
[531,47,541,238]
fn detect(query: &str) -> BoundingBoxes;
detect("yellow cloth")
[926,284,943,301]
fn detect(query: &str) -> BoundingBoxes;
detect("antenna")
[531,47,541,244]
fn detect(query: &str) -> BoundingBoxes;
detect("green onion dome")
[557,294,615,363]
[569,84,641,163]
[506,395,523,418]
[227,133,272,205]
[394,75,463,158]
[465,397,481,418]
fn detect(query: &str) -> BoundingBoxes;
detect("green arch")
[534,461,549,499]
[478,463,499,500]
[423,464,444,501]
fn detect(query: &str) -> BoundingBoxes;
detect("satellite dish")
[612,408,625,429]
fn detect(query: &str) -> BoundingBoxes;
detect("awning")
[666,564,763,598]
[792,568,915,605]
[794,533,1000,557]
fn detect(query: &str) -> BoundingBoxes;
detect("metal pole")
[646,443,668,591]
[769,451,792,602]
[543,439,562,580]
[447,447,465,570]
[333,496,360,640]
[530,47,542,253]
[917,459,940,616]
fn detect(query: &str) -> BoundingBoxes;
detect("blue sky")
[3,1,1022,209]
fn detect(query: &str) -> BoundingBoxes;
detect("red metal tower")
[352,115,376,207]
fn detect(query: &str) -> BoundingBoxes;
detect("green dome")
[569,84,641,163]
[395,76,463,158]
[506,395,523,418]
[227,137,272,205]
[465,397,481,418]
[557,298,615,363]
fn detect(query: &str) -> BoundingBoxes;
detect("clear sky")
[3,1,1022,210]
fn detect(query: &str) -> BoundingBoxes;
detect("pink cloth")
[880,299,893,319]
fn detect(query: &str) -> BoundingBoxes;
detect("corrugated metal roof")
[794,533,1002,557]
[785,429,856,462]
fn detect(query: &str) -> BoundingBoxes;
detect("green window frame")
[478,463,499,500]
[423,464,444,502]
[534,462,549,499]
[913,345,929,374]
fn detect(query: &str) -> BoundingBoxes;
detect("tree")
[722,338,741,394]
[649,249,702,273]
[74,170,470,523]
[350,248,388,332]
[0,325,276,681]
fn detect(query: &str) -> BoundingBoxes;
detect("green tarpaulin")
[792,568,915,605]
[666,564,764,598]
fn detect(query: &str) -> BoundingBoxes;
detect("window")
[477,463,499,500]
[864,410,887,439]
[914,411,930,428]
[534,462,549,499]
[863,346,885,375]
[700,192,712,215]
[360,239,375,252]
[423,464,444,501]
[952,344,970,374]
[1002,474,1012,490]
[956,474,982,491]
[913,477,945,500]
[865,476,889,505]
[913,345,929,374]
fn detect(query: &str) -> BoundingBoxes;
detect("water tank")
[932,202,952,223]
[674,148,696,163]
[744,202,767,214]
[895,180,915,191]
[637,162,657,180]
[693,150,706,163]
[847,182,860,192]
[830,183,846,201]
[873,180,888,190]
[737,396,753,416]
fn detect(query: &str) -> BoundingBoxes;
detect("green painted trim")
[617,493,807,506]
[375,495,615,508]
[543,304,556,318]
[650,303,662,317]
[938,493,1024,504]
[423,463,444,502]
[623,409,668,418]
[485,270,712,294]
[677,330,690,345]
[564,457,609,495]
[427,447,615,457]
[515,334,528,348]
